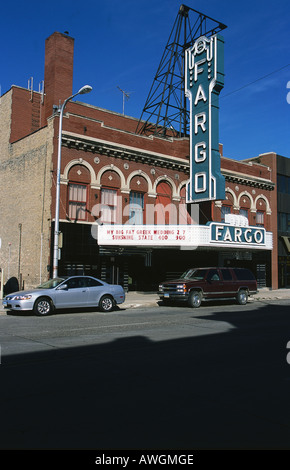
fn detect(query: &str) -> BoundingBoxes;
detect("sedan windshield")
[180,269,207,280]
[37,278,66,289]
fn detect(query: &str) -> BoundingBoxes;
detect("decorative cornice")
[62,132,190,174]
[61,132,275,190]
[222,169,275,191]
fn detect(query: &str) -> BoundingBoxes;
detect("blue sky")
[1,0,290,160]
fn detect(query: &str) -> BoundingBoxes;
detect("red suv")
[158,267,257,308]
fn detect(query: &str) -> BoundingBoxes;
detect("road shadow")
[1,302,290,450]
[157,298,239,309]
[5,306,122,317]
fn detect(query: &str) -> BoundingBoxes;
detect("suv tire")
[236,289,248,305]
[188,291,202,308]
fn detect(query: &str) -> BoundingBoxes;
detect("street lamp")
[52,85,92,279]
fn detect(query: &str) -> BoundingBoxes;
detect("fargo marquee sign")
[209,223,266,246]
[185,34,225,203]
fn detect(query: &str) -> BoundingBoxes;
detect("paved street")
[1,298,290,449]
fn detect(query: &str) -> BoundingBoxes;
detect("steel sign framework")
[136,4,226,138]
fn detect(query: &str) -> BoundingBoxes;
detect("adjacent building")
[0,31,287,292]
[245,153,290,288]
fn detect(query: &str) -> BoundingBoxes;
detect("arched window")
[221,204,231,222]
[128,175,147,225]
[100,170,121,224]
[155,181,173,225]
[68,183,87,220]
[221,191,234,222]
[255,198,267,227]
[67,165,90,221]
[129,191,144,225]
[239,194,251,223]
[101,188,118,224]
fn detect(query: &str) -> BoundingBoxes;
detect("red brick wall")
[43,32,74,124]
[10,87,43,143]
[221,156,272,180]
[62,102,190,160]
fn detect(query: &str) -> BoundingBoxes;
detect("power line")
[180,62,290,118]
[221,63,290,100]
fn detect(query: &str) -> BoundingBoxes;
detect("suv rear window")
[221,268,233,281]
[207,269,220,281]
[234,268,255,280]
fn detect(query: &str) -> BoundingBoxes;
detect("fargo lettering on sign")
[210,223,266,246]
[185,34,225,203]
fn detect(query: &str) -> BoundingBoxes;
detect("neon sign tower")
[185,34,225,202]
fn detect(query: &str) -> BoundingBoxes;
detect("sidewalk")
[122,292,159,309]
[122,288,290,308]
[0,288,289,314]
[252,287,290,301]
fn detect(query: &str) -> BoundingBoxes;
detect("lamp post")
[52,85,92,279]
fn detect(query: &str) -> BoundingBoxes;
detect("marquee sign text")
[210,223,265,246]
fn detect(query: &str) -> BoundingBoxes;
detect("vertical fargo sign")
[185,35,225,203]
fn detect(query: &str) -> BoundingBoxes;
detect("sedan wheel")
[99,295,115,312]
[33,297,53,316]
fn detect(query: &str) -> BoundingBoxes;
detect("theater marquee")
[185,34,225,203]
[97,224,272,250]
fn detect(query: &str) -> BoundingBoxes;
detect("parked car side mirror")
[57,284,68,290]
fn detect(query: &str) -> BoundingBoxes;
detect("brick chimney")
[43,32,74,123]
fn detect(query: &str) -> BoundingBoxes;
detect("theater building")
[0,32,280,291]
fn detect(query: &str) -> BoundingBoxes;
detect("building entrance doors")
[100,258,128,291]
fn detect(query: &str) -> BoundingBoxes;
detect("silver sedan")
[2,276,125,316]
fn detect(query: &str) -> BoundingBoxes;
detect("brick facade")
[0,96,53,288]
